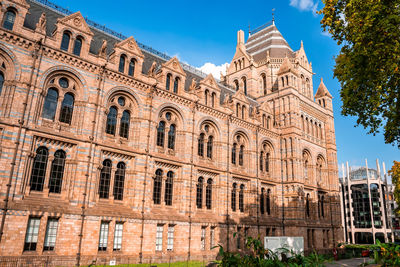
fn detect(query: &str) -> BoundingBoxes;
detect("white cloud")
[289,0,318,14]
[197,62,229,80]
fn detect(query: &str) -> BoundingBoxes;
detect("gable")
[259,100,273,114]
[232,88,250,104]
[200,73,220,91]
[114,36,144,58]
[57,11,93,36]
[162,57,186,76]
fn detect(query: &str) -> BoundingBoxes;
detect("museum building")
[0,0,342,265]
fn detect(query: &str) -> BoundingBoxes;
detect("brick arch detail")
[0,43,21,81]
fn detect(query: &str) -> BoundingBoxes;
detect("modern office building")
[0,0,342,265]
[340,161,395,244]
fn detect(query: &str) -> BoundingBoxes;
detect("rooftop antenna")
[272,8,275,25]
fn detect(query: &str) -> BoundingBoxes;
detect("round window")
[118,96,125,106]
[165,112,171,121]
[59,77,69,88]
[204,125,209,133]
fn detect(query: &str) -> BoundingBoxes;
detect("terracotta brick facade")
[0,0,342,265]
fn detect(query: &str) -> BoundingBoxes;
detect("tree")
[319,0,400,148]
[388,161,400,216]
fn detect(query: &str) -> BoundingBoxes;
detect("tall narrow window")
[113,162,125,201]
[98,221,109,251]
[196,177,204,209]
[167,124,176,149]
[43,218,58,251]
[206,178,212,210]
[59,93,74,124]
[60,32,70,51]
[153,169,163,205]
[260,188,265,214]
[73,37,82,56]
[211,93,216,108]
[198,133,204,157]
[119,110,130,138]
[239,184,244,212]
[99,160,112,199]
[119,55,126,73]
[165,171,173,206]
[24,217,40,251]
[262,74,267,95]
[201,226,206,250]
[242,106,246,119]
[113,222,123,251]
[260,151,264,171]
[48,150,66,194]
[321,195,325,217]
[239,145,244,166]
[173,77,179,93]
[304,160,308,178]
[266,153,270,172]
[105,106,117,135]
[205,90,209,106]
[243,77,247,95]
[231,183,237,211]
[318,195,321,218]
[234,80,239,91]
[266,189,271,215]
[156,224,163,251]
[231,143,237,165]
[236,103,240,117]
[157,121,165,147]
[0,72,4,95]
[167,225,174,251]
[42,88,59,121]
[128,59,135,76]
[210,227,215,249]
[30,147,48,192]
[2,10,16,30]
[166,74,171,91]
[306,194,310,217]
[206,136,213,159]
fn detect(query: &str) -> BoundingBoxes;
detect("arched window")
[119,110,130,138]
[165,171,173,206]
[167,124,176,149]
[196,177,204,209]
[267,116,271,129]
[173,77,179,93]
[128,59,135,76]
[231,143,237,164]
[231,183,237,211]
[119,55,126,73]
[234,80,239,91]
[304,160,308,178]
[321,195,325,217]
[318,195,321,218]
[2,10,16,30]
[99,159,112,199]
[262,74,267,95]
[153,169,163,204]
[30,147,49,191]
[59,93,74,124]
[113,162,125,200]
[242,77,247,95]
[198,133,204,157]
[73,37,83,56]
[166,74,172,91]
[60,32,70,51]
[242,105,246,119]
[105,106,117,135]
[236,103,240,117]
[211,93,216,108]
[259,151,264,171]
[306,194,310,217]
[266,153,270,172]
[238,145,244,166]
[0,71,5,95]
[42,88,59,121]
[260,188,265,214]
[206,178,212,209]
[48,150,66,194]
[205,90,209,106]
[157,121,165,147]
[206,136,213,159]
[239,184,244,212]
[262,114,266,128]
[281,77,285,87]
[266,189,271,215]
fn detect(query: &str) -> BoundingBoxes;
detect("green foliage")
[389,161,400,216]
[319,0,400,148]
[214,235,331,267]
[370,240,400,267]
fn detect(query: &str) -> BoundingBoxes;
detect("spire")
[315,78,332,98]
[301,40,304,49]
[272,8,275,25]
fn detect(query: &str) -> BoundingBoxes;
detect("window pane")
[60,32,70,51]
[44,218,59,251]
[42,88,58,121]
[98,221,109,251]
[201,227,206,250]
[30,147,48,191]
[165,171,173,206]
[198,134,204,157]
[196,178,203,209]
[153,169,162,204]
[113,162,125,200]
[128,60,135,76]
[157,121,165,147]
[206,136,213,159]
[73,38,82,56]
[24,217,40,251]
[106,107,117,135]
[119,55,125,73]
[48,150,66,193]
[210,227,215,249]
[167,225,174,251]
[99,160,112,199]
[0,72,4,95]
[156,225,163,251]
[113,222,123,251]
[167,124,176,149]
[119,110,130,138]
[3,11,16,31]
[59,93,74,124]
[206,179,212,210]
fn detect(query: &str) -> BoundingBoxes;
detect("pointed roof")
[57,11,93,36]
[232,88,250,104]
[200,73,219,90]
[277,56,298,76]
[315,78,332,98]
[260,100,273,114]
[245,22,293,62]
[114,36,144,58]
[162,57,186,76]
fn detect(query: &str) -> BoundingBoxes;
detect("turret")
[315,78,333,110]
[277,56,299,90]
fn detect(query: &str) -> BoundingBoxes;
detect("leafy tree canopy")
[319,0,400,148]
[388,161,400,216]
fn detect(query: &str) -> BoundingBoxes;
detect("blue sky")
[49,0,398,172]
